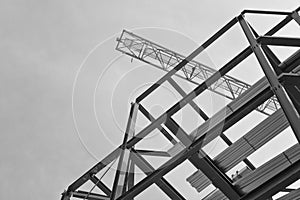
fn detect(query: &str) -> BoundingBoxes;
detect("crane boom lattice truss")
[116,30,280,115]
[62,7,300,200]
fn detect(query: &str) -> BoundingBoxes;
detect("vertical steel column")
[239,15,300,143]
[127,154,135,191]
[110,103,139,200]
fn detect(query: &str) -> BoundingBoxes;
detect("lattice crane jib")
[62,7,300,200]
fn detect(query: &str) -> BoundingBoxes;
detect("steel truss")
[62,7,300,200]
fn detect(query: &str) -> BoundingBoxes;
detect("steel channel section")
[239,159,300,200]
[277,188,300,200]
[116,87,275,200]
[63,8,299,200]
[110,103,139,200]
[130,149,186,200]
[239,15,300,143]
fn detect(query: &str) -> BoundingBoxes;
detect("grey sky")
[1,0,299,199]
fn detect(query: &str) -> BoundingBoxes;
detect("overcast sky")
[1,1,300,200]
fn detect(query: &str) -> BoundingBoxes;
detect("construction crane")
[116,30,280,115]
[62,7,300,200]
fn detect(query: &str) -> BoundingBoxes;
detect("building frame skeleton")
[62,7,300,200]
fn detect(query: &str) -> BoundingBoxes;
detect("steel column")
[111,103,139,199]
[239,15,300,143]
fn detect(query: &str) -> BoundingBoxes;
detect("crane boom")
[116,29,280,115]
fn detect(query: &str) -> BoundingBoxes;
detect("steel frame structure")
[62,7,300,200]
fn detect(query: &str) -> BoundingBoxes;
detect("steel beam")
[241,9,292,15]
[239,159,300,200]
[135,150,170,157]
[72,191,109,200]
[257,36,300,47]
[239,14,300,143]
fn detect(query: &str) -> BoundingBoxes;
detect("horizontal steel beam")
[242,9,292,15]
[134,149,170,157]
[257,36,300,47]
[239,159,300,200]
[72,191,109,200]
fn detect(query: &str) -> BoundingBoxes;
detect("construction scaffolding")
[62,7,300,200]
